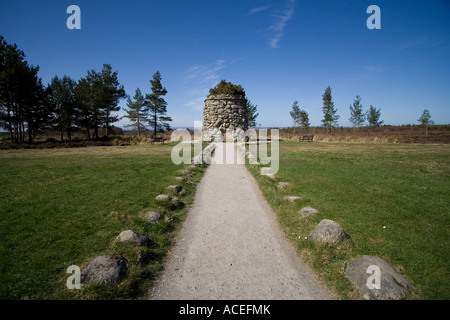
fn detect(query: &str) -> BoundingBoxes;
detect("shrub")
[209,79,245,96]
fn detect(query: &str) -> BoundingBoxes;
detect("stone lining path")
[148,143,333,300]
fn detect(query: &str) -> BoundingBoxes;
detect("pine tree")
[366,105,383,134]
[74,64,125,140]
[124,88,147,136]
[74,74,95,140]
[349,95,365,134]
[0,37,50,143]
[418,109,434,136]
[247,100,259,127]
[290,100,301,133]
[74,70,101,140]
[299,109,310,133]
[98,64,125,138]
[49,75,78,141]
[145,71,172,136]
[321,86,339,133]
[22,67,50,143]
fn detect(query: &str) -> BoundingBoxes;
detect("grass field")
[0,143,205,299]
[247,140,449,300]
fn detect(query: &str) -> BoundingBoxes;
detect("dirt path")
[148,143,333,300]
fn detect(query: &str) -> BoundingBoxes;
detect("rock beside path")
[155,194,171,205]
[345,255,414,300]
[116,230,149,246]
[180,169,192,175]
[277,182,289,189]
[81,255,127,285]
[283,196,302,202]
[308,219,349,245]
[299,206,319,218]
[167,185,182,193]
[146,211,164,224]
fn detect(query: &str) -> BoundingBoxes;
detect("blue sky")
[1,0,449,128]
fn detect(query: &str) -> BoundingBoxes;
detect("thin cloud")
[248,5,271,16]
[183,60,228,110]
[268,0,297,48]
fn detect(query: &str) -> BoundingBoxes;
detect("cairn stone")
[203,94,248,141]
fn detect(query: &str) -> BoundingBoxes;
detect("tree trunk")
[28,126,33,144]
[7,105,14,143]
[105,112,109,138]
[86,126,91,140]
[93,126,99,140]
[153,113,157,137]
[137,118,141,137]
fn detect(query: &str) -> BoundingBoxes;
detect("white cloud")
[183,60,228,110]
[267,0,297,48]
[248,5,271,16]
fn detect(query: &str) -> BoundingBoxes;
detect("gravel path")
[148,144,333,300]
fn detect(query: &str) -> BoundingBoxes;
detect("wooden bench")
[299,135,314,142]
[151,136,165,144]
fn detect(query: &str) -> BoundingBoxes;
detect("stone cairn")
[203,94,248,141]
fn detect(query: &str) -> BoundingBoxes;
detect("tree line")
[0,36,171,143]
[290,85,434,135]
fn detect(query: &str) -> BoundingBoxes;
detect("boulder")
[116,230,149,246]
[146,211,163,224]
[180,169,192,175]
[308,219,349,245]
[344,255,414,300]
[81,255,127,285]
[299,206,319,218]
[175,176,187,182]
[155,194,171,205]
[283,196,302,202]
[277,182,289,189]
[167,185,183,193]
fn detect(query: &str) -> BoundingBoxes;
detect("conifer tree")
[321,86,339,133]
[145,71,172,136]
[290,100,301,133]
[49,75,78,141]
[299,109,310,133]
[418,109,434,136]
[124,88,147,136]
[349,95,365,133]
[366,105,383,134]
[247,100,259,127]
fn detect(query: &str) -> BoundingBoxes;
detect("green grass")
[247,141,450,300]
[0,142,205,299]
